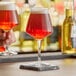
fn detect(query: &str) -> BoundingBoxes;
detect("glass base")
[20,62,59,71]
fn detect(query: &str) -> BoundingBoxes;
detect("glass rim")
[30,7,49,14]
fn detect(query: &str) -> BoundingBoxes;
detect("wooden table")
[0,53,76,76]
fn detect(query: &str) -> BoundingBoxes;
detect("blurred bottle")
[47,0,60,51]
[62,0,75,54]
[71,21,76,49]
[16,0,25,14]
[18,0,35,52]
[71,0,76,52]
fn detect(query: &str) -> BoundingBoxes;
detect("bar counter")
[0,52,76,76]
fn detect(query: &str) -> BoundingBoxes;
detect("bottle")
[62,0,75,54]
[71,21,76,49]
[71,0,76,51]
[20,0,30,32]
[47,0,60,51]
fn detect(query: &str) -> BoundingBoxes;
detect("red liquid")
[0,10,18,31]
[26,13,53,39]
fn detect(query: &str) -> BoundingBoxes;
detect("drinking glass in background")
[20,8,59,71]
[0,2,18,55]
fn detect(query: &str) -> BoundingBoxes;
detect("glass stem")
[37,40,42,65]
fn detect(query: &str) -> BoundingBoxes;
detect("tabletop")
[0,53,76,76]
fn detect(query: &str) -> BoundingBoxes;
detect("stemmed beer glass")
[20,8,59,71]
[0,2,18,55]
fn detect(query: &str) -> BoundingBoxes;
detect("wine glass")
[0,2,18,55]
[20,8,59,71]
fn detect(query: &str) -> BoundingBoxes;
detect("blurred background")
[1,0,76,53]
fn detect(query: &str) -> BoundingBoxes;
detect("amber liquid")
[26,13,52,39]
